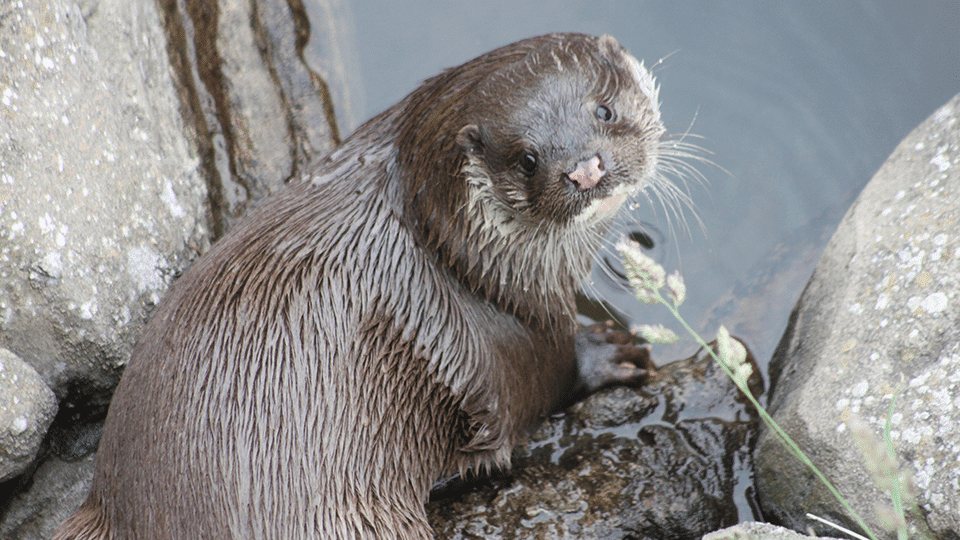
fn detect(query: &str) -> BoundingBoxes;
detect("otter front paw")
[573,322,653,396]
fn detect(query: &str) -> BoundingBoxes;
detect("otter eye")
[518,151,538,177]
[596,104,614,123]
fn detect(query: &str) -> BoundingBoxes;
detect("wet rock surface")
[428,344,762,540]
[756,93,960,540]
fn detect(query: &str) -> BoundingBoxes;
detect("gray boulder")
[0,350,57,482]
[756,94,960,539]
[0,454,97,540]
[704,522,844,540]
[0,0,211,403]
[0,0,210,534]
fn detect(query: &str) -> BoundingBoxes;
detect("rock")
[0,350,57,482]
[157,0,343,233]
[0,0,211,404]
[704,522,844,540]
[0,0,210,532]
[0,454,96,540]
[428,342,762,540]
[756,93,960,540]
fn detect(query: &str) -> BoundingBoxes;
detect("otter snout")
[567,154,605,191]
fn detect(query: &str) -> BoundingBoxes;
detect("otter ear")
[599,34,622,53]
[457,124,484,156]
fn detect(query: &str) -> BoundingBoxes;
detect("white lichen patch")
[864,219,958,344]
[888,345,960,503]
[38,252,62,279]
[37,213,56,235]
[920,292,948,314]
[126,245,166,293]
[80,299,97,320]
[834,342,960,524]
[161,179,186,218]
[11,416,29,435]
[930,153,951,173]
[1,87,18,107]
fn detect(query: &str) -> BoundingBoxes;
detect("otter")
[55,33,666,539]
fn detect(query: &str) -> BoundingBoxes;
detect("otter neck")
[389,67,609,332]
[399,153,608,333]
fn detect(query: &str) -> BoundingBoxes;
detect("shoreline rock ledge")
[756,93,960,540]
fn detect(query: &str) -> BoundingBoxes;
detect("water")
[314,1,959,369]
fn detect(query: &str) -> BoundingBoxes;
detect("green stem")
[654,292,880,540]
[884,391,907,540]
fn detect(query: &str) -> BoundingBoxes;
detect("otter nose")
[567,154,605,191]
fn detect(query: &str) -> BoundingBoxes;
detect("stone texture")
[158,0,342,233]
[429,343,762,540]
[0,1,210,533]
[0,0,211,398]
[0,454,96,540]
[704,522,843,540]
[0,349,57,482]
[756,93,960,540]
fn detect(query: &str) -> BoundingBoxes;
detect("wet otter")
[56,33,666,539]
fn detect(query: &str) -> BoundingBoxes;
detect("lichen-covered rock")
[0,349,57,482]
[704,522,844,540]
[756,93,960,539]
[0,0,211,401]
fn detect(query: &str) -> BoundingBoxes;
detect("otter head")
[397,33,665,327]
[456,34,663,231]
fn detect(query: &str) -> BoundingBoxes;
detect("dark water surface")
[310,1,959,372]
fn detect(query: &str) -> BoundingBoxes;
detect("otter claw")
[574,322,654,395]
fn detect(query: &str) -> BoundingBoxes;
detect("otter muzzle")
[567,154,606,191]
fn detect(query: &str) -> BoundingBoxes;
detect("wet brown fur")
[55,33,663,539]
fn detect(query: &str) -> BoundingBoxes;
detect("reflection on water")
[314,0,959,368]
